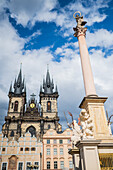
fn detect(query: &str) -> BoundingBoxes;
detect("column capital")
[73,27,87,38]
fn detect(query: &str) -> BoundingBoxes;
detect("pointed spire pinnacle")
[14,77,17,88]
[13,65,25,95]
[40,85,42,92]
[9,82,12,93]
[24,84,26,93]
[55,84,58,93]
[46,66,51,86]
[17,64,22,84]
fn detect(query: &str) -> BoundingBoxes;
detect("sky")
[0,0,113,131]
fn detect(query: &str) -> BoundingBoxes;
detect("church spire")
[40,66,58,95]
[13,64,25,95]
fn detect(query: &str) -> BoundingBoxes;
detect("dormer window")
[14,101,18,112]
[47,101,51,112]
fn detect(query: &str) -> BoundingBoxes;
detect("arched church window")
[10,130,14,137]
[11,103,13,109]
[26,126,36,137]
[14,101,18,112]
[47,101,51,112]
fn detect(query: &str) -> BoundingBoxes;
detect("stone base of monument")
[69,140,101,170]
[69,139,113,170]
[76,140,101,170]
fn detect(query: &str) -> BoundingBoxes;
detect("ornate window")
[26,126,36,137]
[60,148,63,155]
[60,161,64,169]
[54,148,57,155]
[2,163,7,170]
[54,161,57,169]
[47,139,50,144]
[14,101,18,112]
[26,162,31,170]
[18,162,23,170]
[47,101,51,112]
[47,161,50,169]
[59,139,63,144]
[34,162,39,170]
[47,148,50,155]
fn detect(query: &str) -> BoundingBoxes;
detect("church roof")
[40,67,58,95]
[9,66,26,96]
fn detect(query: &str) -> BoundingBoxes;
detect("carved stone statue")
[68,120,81,146]
[79,109,94,139]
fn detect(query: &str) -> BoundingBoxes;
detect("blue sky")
[0,0,113,130]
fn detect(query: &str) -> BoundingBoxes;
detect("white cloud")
[8,0,58,27]
[1,0,109,36]
[86,29,113,48]
[0,0,113,132]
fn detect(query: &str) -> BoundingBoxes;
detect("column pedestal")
[79,96,111,140]
[76,140,101,170]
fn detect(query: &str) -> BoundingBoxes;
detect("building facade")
[0,68,73,170]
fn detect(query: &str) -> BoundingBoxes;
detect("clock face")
[30,103,35,108]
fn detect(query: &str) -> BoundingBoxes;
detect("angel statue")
[64,112,81,146]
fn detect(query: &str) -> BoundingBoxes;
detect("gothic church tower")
[39,68,61,133]
[2,67,26,140]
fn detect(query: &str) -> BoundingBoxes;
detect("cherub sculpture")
[79,109,94,139]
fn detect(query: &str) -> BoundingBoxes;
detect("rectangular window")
[59,139,63,144]
[2,148,5,151]
[47,161,50,169]
[54,161,57,169]
[18,162,23,170]
[2,163,7,170]
[26,162,31,170]
[31,147,36,151]
[34,162,39,169]
[25,148,29,151]
[20,148,23,151]
[47,139,50,144]
[53,139,57,144]
[60,148,63,155]
[67,139,71,144]
[47,148,50,155]
[54,148,57,155]
[69,161,73,169]
[60,161,64,169]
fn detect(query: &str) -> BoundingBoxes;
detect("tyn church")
[0,67,73,170]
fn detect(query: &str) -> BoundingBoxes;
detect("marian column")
[73,12,111,139]
[70,12,113,170]
[73,12,97,97]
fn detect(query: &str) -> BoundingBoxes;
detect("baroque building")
[0,67,73,170]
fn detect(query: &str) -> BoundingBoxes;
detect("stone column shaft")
[78,34,97,97]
